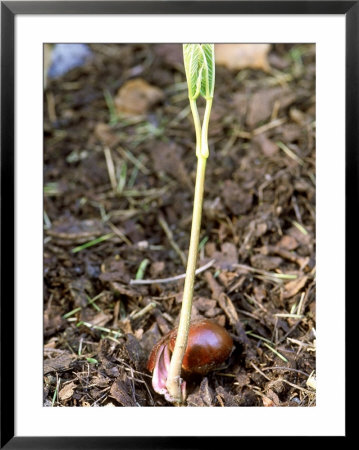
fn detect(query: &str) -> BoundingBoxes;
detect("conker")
[147,319,233,401]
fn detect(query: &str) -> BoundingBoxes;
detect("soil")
[44,43,316,407]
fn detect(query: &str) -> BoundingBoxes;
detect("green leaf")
[86,358,98,364]
[183,44,203,100]
[183,44,215,101]
[199,44,215,99]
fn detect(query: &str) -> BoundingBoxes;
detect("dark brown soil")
[44,43,316,407]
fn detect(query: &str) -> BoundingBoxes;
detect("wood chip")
[43,353,75,375]
[217,293,239,325]
[205,272,252,349]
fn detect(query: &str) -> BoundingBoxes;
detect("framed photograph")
[1,1,354,447]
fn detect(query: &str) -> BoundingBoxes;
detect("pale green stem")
[166,154,207,403]
[189,98,202,155]
[166,94,213,403]
[200,99,213,158]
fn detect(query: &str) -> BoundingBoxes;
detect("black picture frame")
[1,1,354,447]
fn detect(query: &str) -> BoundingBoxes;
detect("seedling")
[164,44,215,403]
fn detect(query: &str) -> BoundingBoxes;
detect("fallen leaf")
[59,382,76,401]
[290,107,311,125]
[252,134,278,157]
[214,315,226,328]
[262,396,275,407]
[91,311,112,327]
[97,340,120,378]
[149,141,193,190]
[217,271,238,288]
[193,297,220,318]
[94,122,120,147]
[215,44,271,71]
[44,340,57,349]
[276,235,299,251]
[46,218,105,243]
[115,78,164,115]
[153,44,182,67]
[194,297,217,313]
[203,196,226,221]
[44,305,66,337]
[217,293,239,325]
[253,285,267,302]
[222,180,253,215]
[255,223,268,237]
[287,226,312,247]
[215,386,241,406]
[68,277,93,308]
[141,322,162,355]
[149,261,165,278]
[110,378,136,406]
[100,258,131,284]
[108,280,137,297]
[212,242,239,270]
[283,275,308,299]
[268,52,290,70]
[91,374,111,388]
[134,328,143,340]
[309,301,316,321]
[266,388,280,406]
[235,369,250,388]
[118,318,133,335]
[280,123,303,142]
[231,92,248,121]
[250,254,282,271]
[186,377,213,407]
[124,333,147,371]
[246,87,296,128]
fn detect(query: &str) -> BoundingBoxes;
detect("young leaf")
[199,44,215,100]
[183,44,203,100]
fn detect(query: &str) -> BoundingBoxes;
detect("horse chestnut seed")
[147,319,233,401]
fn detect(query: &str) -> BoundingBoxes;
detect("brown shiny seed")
[147,319,233,375]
